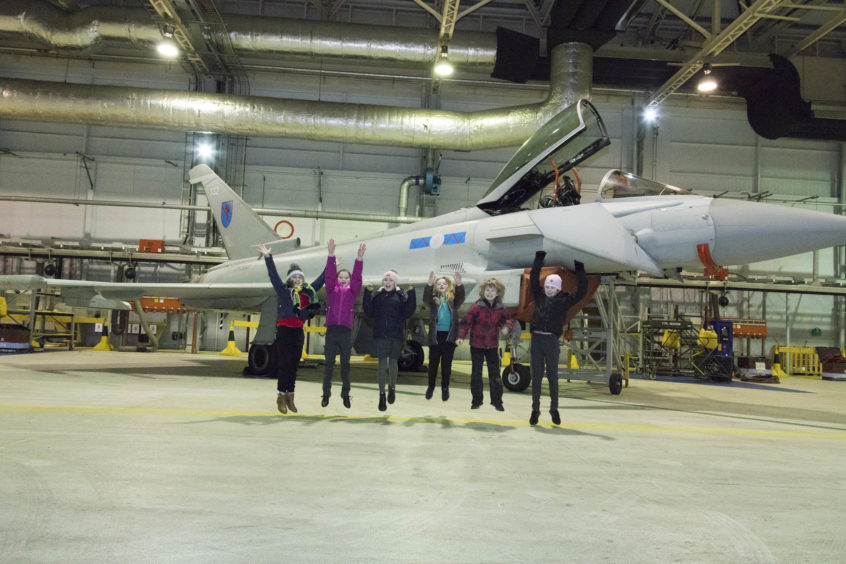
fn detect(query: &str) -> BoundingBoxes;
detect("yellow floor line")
[1,404,845,438]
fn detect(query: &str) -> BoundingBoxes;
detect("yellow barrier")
[774,346,821,377]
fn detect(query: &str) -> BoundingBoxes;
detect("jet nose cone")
[709,198,846,266]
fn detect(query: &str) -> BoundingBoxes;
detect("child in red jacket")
[457,278,514,411]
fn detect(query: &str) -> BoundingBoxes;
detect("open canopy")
[476,99,610,214]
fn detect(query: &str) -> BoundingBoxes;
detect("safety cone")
[220,322,242,356]
[93,324,114,351]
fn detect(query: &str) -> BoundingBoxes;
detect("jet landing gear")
[245,343,277,377]
[502,363,530,392]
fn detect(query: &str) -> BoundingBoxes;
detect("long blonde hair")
[434,276,455,303]
[478,277,505,300]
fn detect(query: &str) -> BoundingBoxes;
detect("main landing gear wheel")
[609,372,623,395]
[398,340,424,372]
[245,343,276,377]
[502,363,531,392]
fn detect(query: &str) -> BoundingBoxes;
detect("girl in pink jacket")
[322,238,366,408]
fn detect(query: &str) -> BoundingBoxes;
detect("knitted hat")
[287,263,305,281]
[544,274,562,292]
[382,270,399,284]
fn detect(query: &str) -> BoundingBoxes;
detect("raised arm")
[403,287,417,318]
[530,250,545,299]
[362,287,374,318]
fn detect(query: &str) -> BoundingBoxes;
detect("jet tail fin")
[189,165,279,261]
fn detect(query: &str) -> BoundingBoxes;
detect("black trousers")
[530,332,560,411]
[275,325,304,393]
[427,330,456,389]
[470,346,503,407]
[322,325,352,396]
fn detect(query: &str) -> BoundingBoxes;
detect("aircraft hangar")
[1,1,846,561]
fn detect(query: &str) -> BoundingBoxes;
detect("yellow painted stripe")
[0,404,844,438]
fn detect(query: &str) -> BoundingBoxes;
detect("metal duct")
[0,0,496,70]
[0,43,592,150]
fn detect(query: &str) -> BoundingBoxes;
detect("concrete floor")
[1,350,845,563]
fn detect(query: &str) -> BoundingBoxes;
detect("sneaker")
[387,386,396,404]
[470,402,481,409]
[378,392,387,412]
[321,394,330,407]
[529,410,540,426]
[276,393,288,415]
[550,409,561,425]
[342,395,351,409]
[442,387,449,402]
[425,386,434,400]
[494,404,505,412]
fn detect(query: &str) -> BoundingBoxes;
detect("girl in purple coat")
[322,238,366,408]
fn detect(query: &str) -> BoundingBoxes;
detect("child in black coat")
[529,251,587,426]
[362,270,417,411]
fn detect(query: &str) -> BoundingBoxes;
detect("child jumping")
[259,243,325,415]
[529,251,587,426]
[362,270,416,412]
[423,271,464,401]
[457,278,513,411]
[322,238,366,409]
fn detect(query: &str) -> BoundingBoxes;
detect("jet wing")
[0,275,274,309]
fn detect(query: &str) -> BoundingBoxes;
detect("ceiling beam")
[648,0,793,107]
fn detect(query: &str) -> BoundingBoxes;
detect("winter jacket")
[362,286,417,340]
[423,283,465,345]
[324,255,363,329]
[458,297,514,349]
[530,252,587,337]
[265,254,325,327]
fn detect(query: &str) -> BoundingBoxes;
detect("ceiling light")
[697,63,718,93]
[433,45,453,77]
[196,142,214,161]
[157,41,179,58]
[643,107,659,123]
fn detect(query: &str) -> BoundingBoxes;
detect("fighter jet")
[2,99,845,376]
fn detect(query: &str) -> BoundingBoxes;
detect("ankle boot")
[342,395,351,409]
[387,386,396,404]
[425,385,434,400]
[321,393,330,407]
[442,387,449,401]
[286,392,298,413]
[378,392,387,412]
[276,392,288,414]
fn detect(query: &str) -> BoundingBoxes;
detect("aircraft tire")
[609,372,623,395]
[398,340,424,372]
[502,363,530,392]
[246,343,277,377]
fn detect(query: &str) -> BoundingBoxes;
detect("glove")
[574,260,585,272]
[535,250,546,259]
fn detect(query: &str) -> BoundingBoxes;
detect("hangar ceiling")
[0,0,844,142]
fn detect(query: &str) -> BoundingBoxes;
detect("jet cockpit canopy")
[597,170,692,200]
[476,99,610,215]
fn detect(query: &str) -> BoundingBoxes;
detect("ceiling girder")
[648,0,793,106]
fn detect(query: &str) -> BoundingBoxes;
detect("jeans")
[530,332,560,411]
[470,346,503,406]
[275,325,304,393]
[427,331,456,389]
[375,337,402,393]
[322,325,352,397]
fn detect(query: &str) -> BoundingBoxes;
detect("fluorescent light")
[157,42,179,58]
